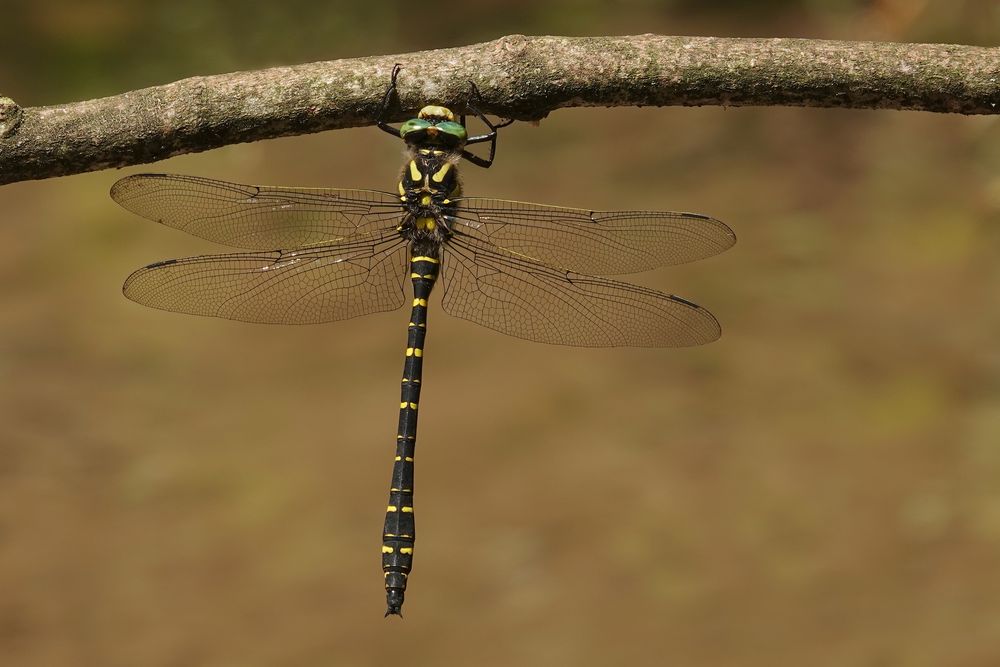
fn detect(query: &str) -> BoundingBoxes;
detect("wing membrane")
[111,173,403,250]
[441,232,721,347]
[451,198,735,275]
[123,232,408,324]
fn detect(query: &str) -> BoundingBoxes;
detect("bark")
[1,35,997,185]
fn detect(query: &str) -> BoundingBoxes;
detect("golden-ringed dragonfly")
[110,65,736,617]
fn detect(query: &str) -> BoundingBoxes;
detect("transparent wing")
[441,231,721,347]
[123,231,408,324]
[450,198,735,275]
[111,173,404,250]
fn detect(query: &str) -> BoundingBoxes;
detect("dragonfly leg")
[461,82,514,169]
[376,63,405,139]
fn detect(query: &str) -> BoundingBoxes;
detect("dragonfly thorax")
[397,151,460,250]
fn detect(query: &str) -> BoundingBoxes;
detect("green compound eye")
[399,118,431,139]
[435,121,467,143]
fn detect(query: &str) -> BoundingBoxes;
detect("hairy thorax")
[397,148,463,254]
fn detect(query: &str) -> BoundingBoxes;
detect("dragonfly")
[111,65,735,616]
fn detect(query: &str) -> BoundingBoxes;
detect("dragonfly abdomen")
[382,252,440,616]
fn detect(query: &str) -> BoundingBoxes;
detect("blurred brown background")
[2,1,999,665]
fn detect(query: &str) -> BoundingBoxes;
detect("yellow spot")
[400,534,412,538]
[418,105,455,121]
[398,181,405,196]
[412,298,427,307]
[413,348,423,357]
[416,217,436,231]
[442,198,451,205]
[432,163,452,183]
[402,506,413,513]
[409,161,421,181]
[432,150,444,156]
[419,149,430,155]
[382,546,394,553]
[395,455,401,460]
[405,347,414,356]
[420,194,432,206]
[387,505,397,512]
[390,488,399,491]
[405,456,414,462]
[400,547,413,555]
[411,273,421,278]
[422,274,435,279]
[384,533,396,537]
[411,256,439,264]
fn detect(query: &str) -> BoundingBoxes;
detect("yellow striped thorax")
[400,152,460,197]
[397,150,461,244]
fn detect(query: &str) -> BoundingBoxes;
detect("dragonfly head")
[399,106,468,150]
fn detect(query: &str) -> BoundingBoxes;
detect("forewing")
[111,173,403,250]
[441,232,721,347]
[123,232,408,324]
[451,198,735,275]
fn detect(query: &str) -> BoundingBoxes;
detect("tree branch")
[1,35,997,185]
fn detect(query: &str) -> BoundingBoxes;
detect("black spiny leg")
[382,253,440,617]
[376,63,405,139]
[461,82,515,169]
